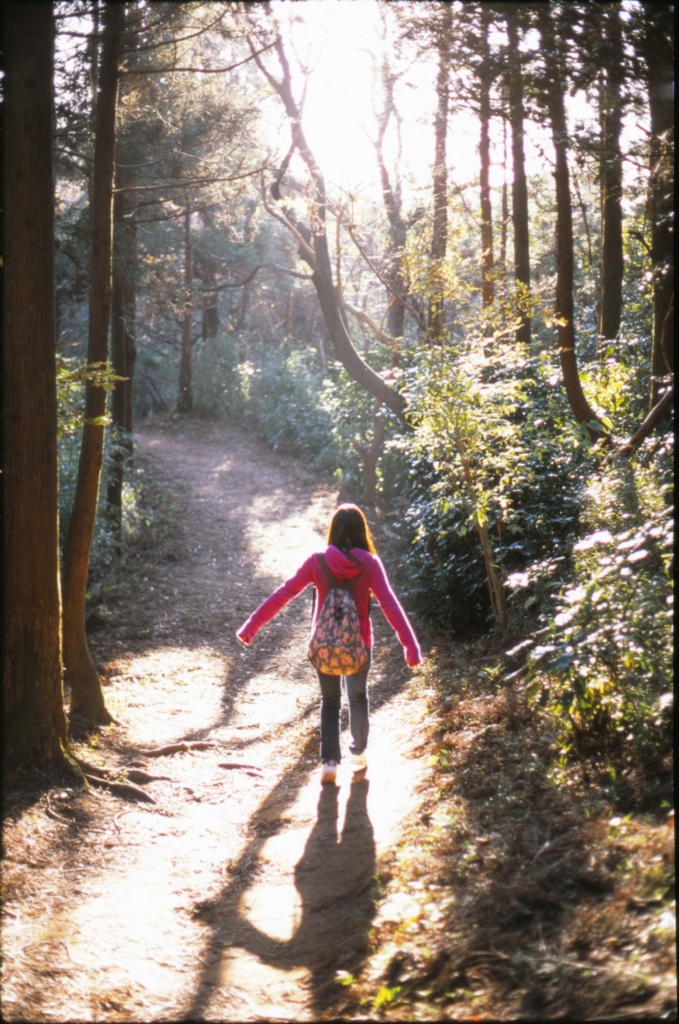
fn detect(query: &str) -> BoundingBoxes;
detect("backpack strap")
[312,552,371,621]
[316,553,339,588]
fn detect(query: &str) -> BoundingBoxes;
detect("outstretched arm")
[236,557,315,644]
[370,558,422,666]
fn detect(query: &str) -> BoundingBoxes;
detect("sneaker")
[320,761,337,784]
[351,752,367,770]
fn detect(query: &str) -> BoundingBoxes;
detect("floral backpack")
[308,553,368,675]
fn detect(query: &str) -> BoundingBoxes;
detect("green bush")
[192,331,247,420]
[245,346,342,474]
[396,338,589,633]
[524,435,674,755]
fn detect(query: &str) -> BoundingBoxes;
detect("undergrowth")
[332,639,676,1022]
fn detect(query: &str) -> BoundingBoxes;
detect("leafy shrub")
[396,337,589,633]
[58,430,124,580]
[192,331,247,420]
[57,357,138,581]
[524,436,674,755]
[245,346,342,473]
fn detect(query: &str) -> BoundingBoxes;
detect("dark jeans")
[317,651,371,763]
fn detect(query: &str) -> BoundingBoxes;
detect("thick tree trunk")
[537,8,603,440]
[310,234,407,419]
[598,7,624,345]
[642,5,674,404]
[428,5,451,342]
[2,3,70,769]
[177,202,194,412]
[504,8,531,345]
[62,2,125,726]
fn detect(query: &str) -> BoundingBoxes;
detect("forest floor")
[2,416,676,1023]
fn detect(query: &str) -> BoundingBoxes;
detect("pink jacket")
[237,545,422,665]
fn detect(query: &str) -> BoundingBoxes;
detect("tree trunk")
[537,7,603,440]
[108,162,137,540]
[355,401,386,507]
[251,34,408,422]
[597,7,624,345]
[374,57,408,345]
[202,251,220,341]
[642,4,674,404]
[479,6,494,309]
[62,1,125,726]
[428,3,451,342]
[504,7,531,345]
[177,201,194,412]
[2,3,71,769]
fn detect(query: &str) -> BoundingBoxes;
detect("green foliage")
[192,332,247,421]
[397,335,589,632]
[524,435,674,755]
[58,430,127,578]
[244,346,343,474]
[57,355,125,437]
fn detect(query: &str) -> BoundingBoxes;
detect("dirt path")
[2,417,431,1023]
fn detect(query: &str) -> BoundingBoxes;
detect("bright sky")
[261,1,646,209]
[269,0,449,201]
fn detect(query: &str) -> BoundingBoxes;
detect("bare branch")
[339,298,401,355]
[121,41,276,76]
[620,385,674,456]
[260,178,317,265]
[113,165,271,195]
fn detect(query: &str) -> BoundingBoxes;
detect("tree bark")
[428,3,451,341]
[177,201,194,412]
[62,1,125,726]
[2,3,71,769]
[479,6,494,309]
[641,4,674,404]
[504,7,531,345]
[108,162,137,540]
[537,7,604,440]
[375,74,408,344]
[597,6,625,345]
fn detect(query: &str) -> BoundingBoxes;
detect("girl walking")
[236,503,422,784]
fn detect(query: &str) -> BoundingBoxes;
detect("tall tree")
[249,30,408,422]
[638,2,674,404]
[2,3,71,769]
[62,1,125,726]
[478,4,495,309]
[428,2,452,341]
[107,159,138,538]
[373,28,409,343]
[503,5,531,345]
[597,4,625,344]
[177,201,195,412]
[536,4,603,438]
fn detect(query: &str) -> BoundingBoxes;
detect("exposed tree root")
[218,762,264,772]
[82,772,156,803]
[137,741,215,758]
[121,768,172,785]
[74,758,164,803]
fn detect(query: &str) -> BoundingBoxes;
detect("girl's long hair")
[327,503,376,554]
